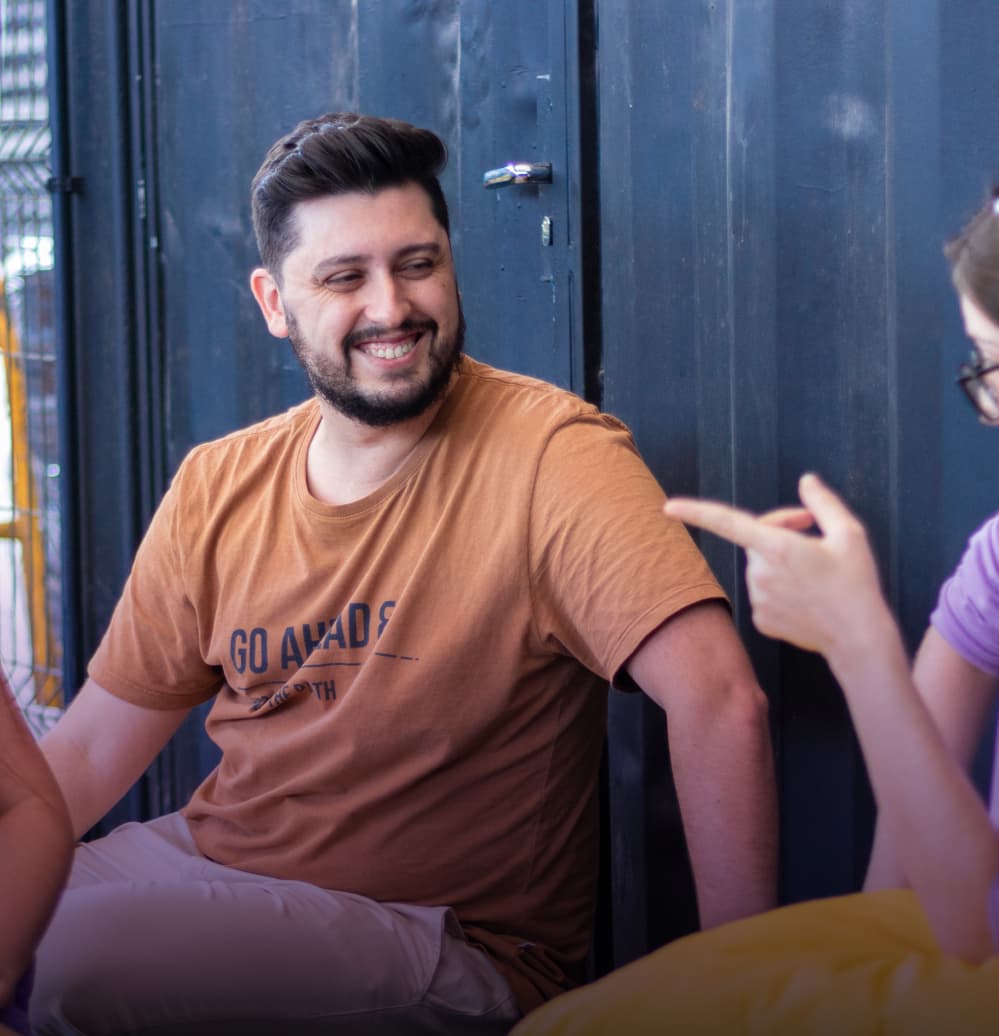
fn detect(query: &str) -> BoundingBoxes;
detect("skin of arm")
[40,678,192,840]
[864,629,997,891]
[625,600,779,928]
[666,474,999,962]
[0,675,72,1009]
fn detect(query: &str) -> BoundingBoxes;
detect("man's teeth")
[362,340,416,360]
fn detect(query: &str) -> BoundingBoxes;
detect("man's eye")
[325,272,362,288]
[400,260,433,277]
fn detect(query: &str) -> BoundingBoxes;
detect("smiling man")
[31,113,777,1035]
[258,187,463,430]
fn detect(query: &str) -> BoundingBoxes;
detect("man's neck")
[304,394,448,506]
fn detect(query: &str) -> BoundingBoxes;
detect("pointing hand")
[665,474,888,659]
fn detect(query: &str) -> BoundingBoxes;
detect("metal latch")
[482,162,553,189]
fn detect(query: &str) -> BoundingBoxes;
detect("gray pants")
[31,814,520,1035]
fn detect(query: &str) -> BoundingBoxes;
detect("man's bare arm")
[626,600,778,928]
[41,678,192,839]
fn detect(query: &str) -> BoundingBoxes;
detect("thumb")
[796,473,853,535]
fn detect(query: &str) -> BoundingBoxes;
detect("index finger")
[665,497,777,551]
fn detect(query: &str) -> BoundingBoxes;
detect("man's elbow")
[673,675,772,738]
[727,678,771,729]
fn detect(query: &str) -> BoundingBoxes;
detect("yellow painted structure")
[0,277,61,706]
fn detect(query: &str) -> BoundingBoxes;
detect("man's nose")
[362,271,411,327]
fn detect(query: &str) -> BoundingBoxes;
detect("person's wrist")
[823,596,900,678]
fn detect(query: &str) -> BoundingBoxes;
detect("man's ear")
[250,266,289,338]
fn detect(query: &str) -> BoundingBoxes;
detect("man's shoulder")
[454,356,634,451]
[182,398,317,470]
[456,356,601,426]
[165,399,317,505]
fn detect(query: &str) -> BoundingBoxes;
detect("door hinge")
[45,175,84,195]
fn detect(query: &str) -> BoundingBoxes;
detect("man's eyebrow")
[312,242,443,279]
[396,241,443,259]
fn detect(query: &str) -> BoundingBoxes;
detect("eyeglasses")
[957,348,999,425]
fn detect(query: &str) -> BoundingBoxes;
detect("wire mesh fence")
[0,0,63,735]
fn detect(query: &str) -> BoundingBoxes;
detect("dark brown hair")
[945,188,999,325]
[251,112,450,275]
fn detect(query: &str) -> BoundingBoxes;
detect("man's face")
[252,183,463,427]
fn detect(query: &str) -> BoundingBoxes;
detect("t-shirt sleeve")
[930,513,999,678]
[87,457,223,710]
[529,414,727,686]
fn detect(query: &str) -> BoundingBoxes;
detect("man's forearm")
[668,681,778,928]
[40,726,113,839]
[40,679,192,839]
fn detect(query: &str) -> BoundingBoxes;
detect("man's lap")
[32,813,519,1035]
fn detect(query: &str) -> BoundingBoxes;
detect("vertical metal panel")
[58,0,141,665]
[771,0,892,904]
[57,0,157,832]
[47,0,78,696]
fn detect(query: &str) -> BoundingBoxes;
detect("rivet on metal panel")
[541,216,553,247]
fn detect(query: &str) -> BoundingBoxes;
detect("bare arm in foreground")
[666,474,999,962]
[863,626,997,891]
[0,673,72,1007]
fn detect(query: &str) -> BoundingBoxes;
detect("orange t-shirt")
[89,357,725,1009]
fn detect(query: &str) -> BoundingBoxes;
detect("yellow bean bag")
[511,890,999,1035]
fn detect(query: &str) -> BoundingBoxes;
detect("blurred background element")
[0,0,62,736]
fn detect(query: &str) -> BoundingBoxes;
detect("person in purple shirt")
[0,669,72,1036]
[512,193,999,1033]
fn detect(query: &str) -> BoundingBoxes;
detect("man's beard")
[287,305,465,428]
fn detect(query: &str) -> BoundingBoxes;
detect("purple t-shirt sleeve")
[929,512,999,950]
[930,513,999,677]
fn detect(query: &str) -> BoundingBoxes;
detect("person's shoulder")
[161,397,317,507]
[972,511,999,543]
[182,399,316,465]
[456,355,616,430]
[960,510,999,574]
[458,355,585,403]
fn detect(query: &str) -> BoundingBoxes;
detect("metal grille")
[0,0,62,734]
